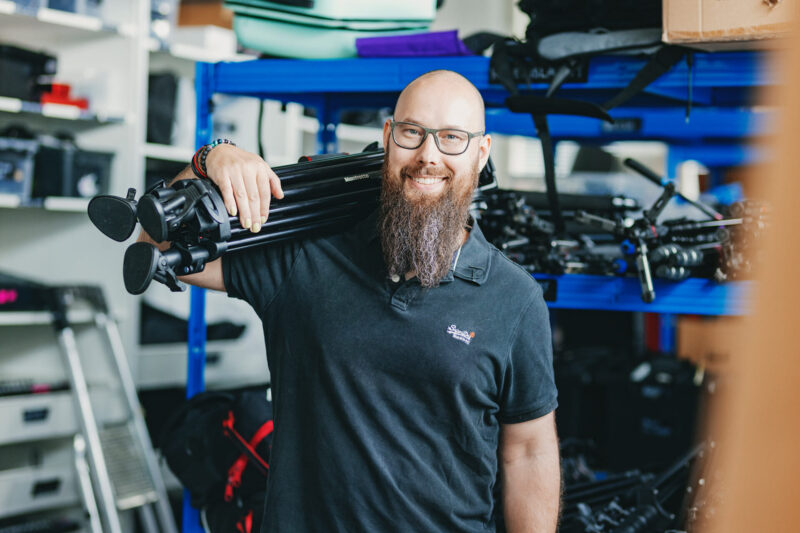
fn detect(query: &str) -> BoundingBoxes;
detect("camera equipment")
[559,444,704,533]
[574,158,724,302]
[89,148,498,295]
[477,158,765,303]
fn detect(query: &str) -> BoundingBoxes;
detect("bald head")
[394,70,486,132]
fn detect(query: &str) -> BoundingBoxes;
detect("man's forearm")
[502,448,561,532]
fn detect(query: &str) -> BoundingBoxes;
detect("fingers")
[243,166,261,233]
[206,145,283,233]
[216,171,238,218]
[230,170,253,231]
[268,167,284,200]
[256,167,272,224]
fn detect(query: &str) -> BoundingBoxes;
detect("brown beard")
[378,156,479,288]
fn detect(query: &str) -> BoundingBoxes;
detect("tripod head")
[137,178,231,244]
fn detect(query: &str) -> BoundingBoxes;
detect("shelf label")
[0,0,15,15]
[0,96,22,113]
[0,193,21,208]
[490,59,589,86]
[42,103,82,120]
[37,7,103,31]
[43,196,90,212]
[601,118,643,134]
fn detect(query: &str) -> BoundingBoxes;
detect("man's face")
[381,77,491,206]
[377,73,492,288]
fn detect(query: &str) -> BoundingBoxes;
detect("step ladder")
[47,285,178,533]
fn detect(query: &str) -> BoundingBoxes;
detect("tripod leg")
[636,240,656,303]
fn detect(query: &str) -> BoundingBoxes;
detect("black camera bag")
[159,389,273,511]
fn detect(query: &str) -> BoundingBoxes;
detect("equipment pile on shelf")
[559,445,702,533]
[478,158,769,302]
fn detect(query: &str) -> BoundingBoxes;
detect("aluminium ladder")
[47,285,178,533]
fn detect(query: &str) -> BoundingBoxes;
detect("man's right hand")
[136,144,285,293]
[204,144,285,233]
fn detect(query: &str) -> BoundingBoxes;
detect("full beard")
[378,157,479,288]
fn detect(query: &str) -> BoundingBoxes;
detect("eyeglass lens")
[393,122,470,154]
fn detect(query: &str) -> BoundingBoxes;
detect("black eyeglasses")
[390,120,484,156]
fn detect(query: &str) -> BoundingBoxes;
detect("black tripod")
[89,149,497,295]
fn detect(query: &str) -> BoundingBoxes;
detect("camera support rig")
[576,158,723,302]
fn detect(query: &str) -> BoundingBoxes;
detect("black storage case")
[147,72,178,145]
[33,142,113,198]
[0,137,37,202]
[0,44,57,101]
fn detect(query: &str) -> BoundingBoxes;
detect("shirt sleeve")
[221,239,304,316]
[497,285,558,424]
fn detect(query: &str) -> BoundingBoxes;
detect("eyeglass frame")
[389,119,484,156]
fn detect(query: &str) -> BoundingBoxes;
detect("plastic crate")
[10,0,43,14]
[0,138,37,203]
[0,45,57,101]
[32,143,113,198]
[46,0,101,17]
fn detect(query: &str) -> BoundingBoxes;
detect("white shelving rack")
[0,0,278,391]
[0,2,268,529]
[0,0,150,353]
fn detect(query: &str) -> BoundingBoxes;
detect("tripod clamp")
[122,239,229,295]
[137,178,231,244]
[574,172,678,302]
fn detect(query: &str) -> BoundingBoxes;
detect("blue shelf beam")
[202,53,769,149]
[534,274,752,316]
[487,106,772,143]
[666,143,767,178]
[208,52,770,109]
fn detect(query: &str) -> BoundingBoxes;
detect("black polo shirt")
[222,211,557,533]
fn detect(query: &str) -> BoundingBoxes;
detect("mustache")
[400,165,455,179]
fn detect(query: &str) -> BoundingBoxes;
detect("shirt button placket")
[390,284,412,311]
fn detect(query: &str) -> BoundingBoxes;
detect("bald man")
[149,70,560,532]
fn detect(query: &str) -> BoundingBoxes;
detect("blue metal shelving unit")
[184,52,765,529]
[534,274,751,316]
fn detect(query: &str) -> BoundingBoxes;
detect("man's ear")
[478,134,492,171]
[382,119,392,151]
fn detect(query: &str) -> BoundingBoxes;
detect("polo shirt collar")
[355,210,491,286]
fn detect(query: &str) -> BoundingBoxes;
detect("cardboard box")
[676,316,743,373]
[663,0,798,50]
[178,0,233,29]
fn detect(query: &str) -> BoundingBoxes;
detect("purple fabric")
[356,30,474,58]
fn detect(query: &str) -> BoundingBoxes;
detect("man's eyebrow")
[396,117,472,130]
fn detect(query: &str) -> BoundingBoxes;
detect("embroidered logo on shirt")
[447,324,475,345]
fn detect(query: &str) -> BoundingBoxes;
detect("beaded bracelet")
[191,138,236,179]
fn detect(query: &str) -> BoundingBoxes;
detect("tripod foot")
[124,242,185,295]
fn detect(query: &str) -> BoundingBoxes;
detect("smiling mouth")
[410,176,446,185]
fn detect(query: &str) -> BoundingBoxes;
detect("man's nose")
[416,132,442,165]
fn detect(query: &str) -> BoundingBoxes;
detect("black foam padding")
[123,242,160,295]
[87,195,137,242]
[506,95,614,122]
